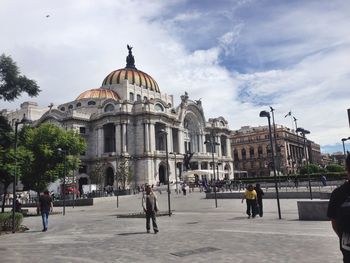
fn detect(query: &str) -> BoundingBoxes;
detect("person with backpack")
[327,154,350,262]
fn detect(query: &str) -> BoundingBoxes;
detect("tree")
[0,54,40,101]
[299,163,323,175]
[0,116,33,212]
[116,157,133,190]
[20,124,86,197]
[90,160,107,191]
[325,164,345,173]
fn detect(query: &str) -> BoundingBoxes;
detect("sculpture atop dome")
[126,44,136,69]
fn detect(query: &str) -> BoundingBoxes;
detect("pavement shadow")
[117,232,149,236]
[230,216,250,220]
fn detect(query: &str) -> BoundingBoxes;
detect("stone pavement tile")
[0,193,343,263]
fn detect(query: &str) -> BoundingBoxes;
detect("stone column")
[149,122,155,152]
[144,122,149,153]
[121,123,127,153]
[97,127,104,157]
[115,123,121,155]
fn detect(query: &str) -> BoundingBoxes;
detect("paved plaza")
[0,191,342,263]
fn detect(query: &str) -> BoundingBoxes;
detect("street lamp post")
[296,127,312,200]
[205,134,220,208]
[12,115,31,233]
[341,137,350,156]
[159,129,171,216]
[260,110,282,219]
[58,148,67,215]
[169,152,178,194]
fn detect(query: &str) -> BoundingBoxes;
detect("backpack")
[338,196,350,233]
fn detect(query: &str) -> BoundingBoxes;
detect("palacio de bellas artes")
[4,45,234,192]
[3,45,322,194]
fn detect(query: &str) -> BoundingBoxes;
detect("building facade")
[4,47,233,192]
[231,125,321,177]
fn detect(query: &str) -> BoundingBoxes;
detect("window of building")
[103,123,116,153]
[60,107,65,111]
[137,94,141,101]
[242,148,246,160]
[68,105,73,110]
[258,146,263,158]
[79,127,86,134]
[129,92,134,101]
[155,103,164,112]
[76,102,81,107]
[143,96,147,101]
[249,147,254,159]
[88,101,96,106]
[104,104,115,112]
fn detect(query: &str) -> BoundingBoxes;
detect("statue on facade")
[180,91,189,105]
[126,44,136,68]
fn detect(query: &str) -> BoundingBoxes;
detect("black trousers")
[258,199,263,217]
[146,211,158,231]
[246,199,257,217]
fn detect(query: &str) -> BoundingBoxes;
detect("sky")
[1,0,350,153]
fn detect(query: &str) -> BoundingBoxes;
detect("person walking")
[254,183,264,217]
[142,185,159,234]
[327,154,350,262]
[241,184,258,218]
[38,190,53,232]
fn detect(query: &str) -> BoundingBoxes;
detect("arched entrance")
[159,164,166,184]
[79,177,88,195]
[106,167,114,186]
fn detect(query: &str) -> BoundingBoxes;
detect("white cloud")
[1,0,350,151]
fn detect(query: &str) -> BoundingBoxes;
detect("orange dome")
[76,88,120,100]
[102,68,160,93]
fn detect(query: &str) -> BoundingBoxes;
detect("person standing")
[38,190,53,232]
[241,184,258,218]
[142,185,159,234]
[327,154,350,263]
[254,183,264,217]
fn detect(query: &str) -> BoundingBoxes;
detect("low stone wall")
[297,200,329,221]
[205,191,321,199]
[53,198,93,207]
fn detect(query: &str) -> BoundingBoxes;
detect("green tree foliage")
[116,157,133,190]
[20,124,86,194]
[0,116,33,212]
[0,54,40,101]
[299,163,323,175]
[325,164,345,173]
[90,160,107,189]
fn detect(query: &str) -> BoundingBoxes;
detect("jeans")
[146,211,158,232]
[41,211,49,230]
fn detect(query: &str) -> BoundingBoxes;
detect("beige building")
[231,125,321,177]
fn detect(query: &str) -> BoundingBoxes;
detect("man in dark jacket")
[142,185,159,234]
[254,183,264,217]
[327,154,350,262]
[38,190,53,232]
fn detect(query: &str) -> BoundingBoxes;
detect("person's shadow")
[117,232,149,236]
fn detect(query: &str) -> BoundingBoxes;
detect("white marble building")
[4,47,233,191]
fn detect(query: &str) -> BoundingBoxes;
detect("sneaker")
[247,215,251,219]
[154,229,159,234]
[42,228,47,232]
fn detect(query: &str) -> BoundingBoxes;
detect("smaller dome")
[76,88,120,100]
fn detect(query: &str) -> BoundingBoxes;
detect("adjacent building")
[231,125,321,177]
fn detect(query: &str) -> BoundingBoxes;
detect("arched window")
[104,104,115,112]
[155,104,164,112]
[233,149,239,161]
[68,105,73,110]
[143,96,148,101]
[129,92,134,101]
[76,102,81,107]
[249,147,254,159]
[88,101,96,106]
[241,148,246,160]
[258,146,263,158]
[136,94,141,101]
[60,107,65,111]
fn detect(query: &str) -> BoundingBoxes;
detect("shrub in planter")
[0,212,23,232]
